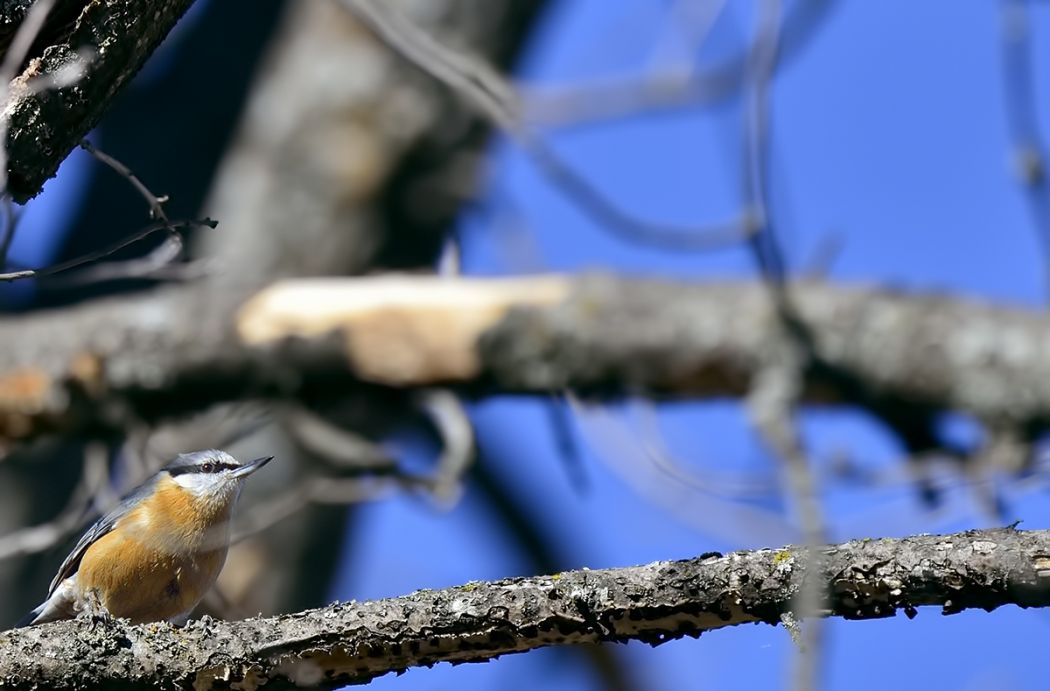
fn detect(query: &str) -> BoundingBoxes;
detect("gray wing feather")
[47,476,159,596]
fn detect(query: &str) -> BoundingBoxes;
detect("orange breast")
[76,475,233,624]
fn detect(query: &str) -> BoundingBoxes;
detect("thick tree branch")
[2,275,1050,444]
[2,0,201,202]
[0,527,1046,689]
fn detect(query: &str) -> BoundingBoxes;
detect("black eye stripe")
[168,461,240,476]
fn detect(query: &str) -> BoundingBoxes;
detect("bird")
[15,449,272,627]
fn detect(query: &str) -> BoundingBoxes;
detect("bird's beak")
[231,455,274,479]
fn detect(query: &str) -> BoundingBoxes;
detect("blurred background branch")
[2,276,1050,447]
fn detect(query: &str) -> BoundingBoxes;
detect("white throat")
[172,472,241,502]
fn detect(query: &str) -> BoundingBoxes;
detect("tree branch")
[2,274,1050,444]
[0,526,1046,689]
[2,0,202,202]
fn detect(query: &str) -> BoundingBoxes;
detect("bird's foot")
[77,591,115,632]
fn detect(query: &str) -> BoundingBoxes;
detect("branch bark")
[2,0,202,202]
[0,526,1046,689]
[0,274,1049,445]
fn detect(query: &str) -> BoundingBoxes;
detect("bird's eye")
[201,462,215,473]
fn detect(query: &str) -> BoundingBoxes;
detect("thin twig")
[567,393,794,547]
[0,217,216,282]
[630,399,780,499]
[748,357,827,691]
[744,0,788,290]
[647,0,728,69]
[523,0,837,129]
[800,233,844,279]
[437,229,461,276]
[71,139,195,282]
[999,0,1050,302]
[418,389,475,503]
[340,0,755,252]
[78,140,171,223]
[737,1,826,688]
[0,443,109,560]
[544,395,589,492]
[231,474,426,544]
[2,134,209,283]
[283,405,397,472]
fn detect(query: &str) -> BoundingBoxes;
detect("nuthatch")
[16,450,272,627]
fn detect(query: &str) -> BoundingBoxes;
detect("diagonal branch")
[0,527,1047,689]
[2,0,203,202]
[0,217,214,281]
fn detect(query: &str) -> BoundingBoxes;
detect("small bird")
[16,449,272,627]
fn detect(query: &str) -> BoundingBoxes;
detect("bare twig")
[735,1,826,687]
[647,0,728,69]
[429,209,475,501]
[437,229,461,276]
[230,474,424,544]
[523,0,837,129]
[71,139,190,282]
[544,395,588,492]
[748,350,827,691]
[744,0,787,289]
[0,443,110,561]
[999,0,1050,302]
[567,394,793,547]
[629,399,779,499]
[78,140,171,223]
[418,389,475,502]
[801,233,844,279]
[0,138,213,283]
[0,218,216,282]
[340,0,755,252]
[283,406,396,472]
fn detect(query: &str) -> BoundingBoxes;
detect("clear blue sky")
[344,2,1050,690]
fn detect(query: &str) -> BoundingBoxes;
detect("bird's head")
[163,450,273,503]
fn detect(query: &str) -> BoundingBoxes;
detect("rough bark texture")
[0,275,1048,445]
[3,0,201,202]
[0,527,1045,689]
